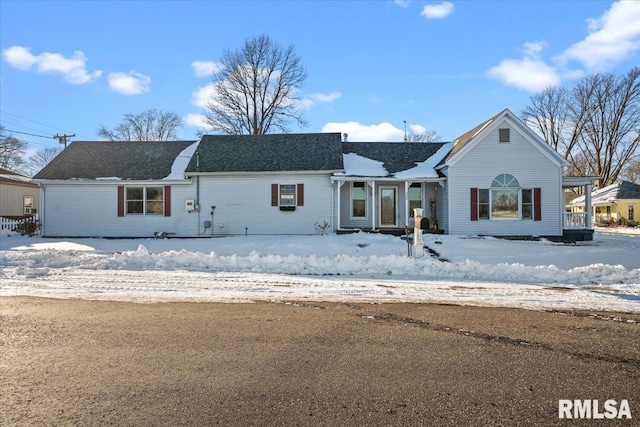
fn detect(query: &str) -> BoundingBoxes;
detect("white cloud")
[421,1,454,19]
[321,121,408,142]
[488,56,561,92]
[191,84,216,108]
[488,1,640,93]
[557,0,640,70]
[522,40,546,57]
[409,124,427,134]
[2,45,102,84]
[394,0,412,7]
[191,61,223,77]
[183,113,213,130]
[299,91,342,110]
[107,71,151,95]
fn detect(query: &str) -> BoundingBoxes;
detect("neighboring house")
[567,181,640,225]
[33,109,596,240]
[0,167,39,218]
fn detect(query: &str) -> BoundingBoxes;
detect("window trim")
[278,184,297,207]
[629,204,635,222]
[473,175,539,221]
[118,185,168,217]
[351,181,368,219]
[408,183,422,218]
[271,183,304,210]
[23,195,34,215]
[498,128,510,143]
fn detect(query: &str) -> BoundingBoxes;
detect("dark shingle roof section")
[33,141,196,180]
[618,181,640,199]
[186,133,344,173]
[342,142,448,174]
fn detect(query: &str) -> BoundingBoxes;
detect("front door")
[379,187,397,227]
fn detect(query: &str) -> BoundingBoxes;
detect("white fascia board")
[331,175,446,183]
[34,179,193,186]
[187,170,342,177]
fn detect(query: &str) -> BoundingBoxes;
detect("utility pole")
[53,133,75,148]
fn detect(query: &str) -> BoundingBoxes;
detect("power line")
[2,128,53,139]
[0,109,93,140]
[0,110,68,132]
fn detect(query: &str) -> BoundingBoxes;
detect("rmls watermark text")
[559,399,632,419]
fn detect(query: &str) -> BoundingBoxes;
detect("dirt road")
[1,297,639,426]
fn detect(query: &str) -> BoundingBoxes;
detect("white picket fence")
[0,214,40,234]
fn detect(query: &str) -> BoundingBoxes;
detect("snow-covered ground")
[1,231,639,313]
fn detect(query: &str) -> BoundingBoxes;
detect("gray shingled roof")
[186,133,344,173]
[618,180,640,199]
[33,141,196,180]
[342,142,449,174]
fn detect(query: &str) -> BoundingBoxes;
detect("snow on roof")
[342,152,388,177]
[164,141,200,180]
[395,142,454,179]
[0,173,34,184]
[569,182,633,206]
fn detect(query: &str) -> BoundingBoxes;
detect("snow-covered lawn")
[1,231,639,313]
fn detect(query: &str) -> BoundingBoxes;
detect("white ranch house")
[33,109,596,240]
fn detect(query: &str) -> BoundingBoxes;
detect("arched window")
[492,173,519,188]
[490,174,519,219]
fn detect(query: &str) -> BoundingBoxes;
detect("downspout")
[197,175,201,236]
[195,148,201,237]
[39,184,45,236]
[331,181,335,233]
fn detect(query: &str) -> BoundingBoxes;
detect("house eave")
[186,169,343,177]
[34,178,193,185]
[562,176,600,188]
[331,175,446,183]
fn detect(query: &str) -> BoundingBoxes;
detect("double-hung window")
[279,184,296,207]
[271,183,304,210]
[352,182,367,218]
[126,187,164,215]
[409,183,422,217]
[24,195,34,214]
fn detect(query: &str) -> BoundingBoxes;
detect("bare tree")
[204,34,308,135]
[25,146,62,176]
[0,126,27,173]
[98,109,184,141]
[522,67,640,187]
[622,159,640,184]
[407,130,441,142]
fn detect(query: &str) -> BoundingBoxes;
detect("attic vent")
[499,128,510,143]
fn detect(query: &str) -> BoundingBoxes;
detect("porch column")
[336,181,343,231]
[585,183,592,228]
[404,181,410,228]
[368,180,377,231]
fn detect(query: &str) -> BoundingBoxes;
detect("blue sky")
[1,0,639,154]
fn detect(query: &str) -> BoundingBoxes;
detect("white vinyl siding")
[447,121,563,236]
[41,173,334,237]
[197,173,332,235]
[41,183,193,237]
[0,183,40,217]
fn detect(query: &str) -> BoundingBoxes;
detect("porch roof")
[337,141,452,179]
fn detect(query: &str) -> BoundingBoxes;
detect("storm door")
[379,187,397,227]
